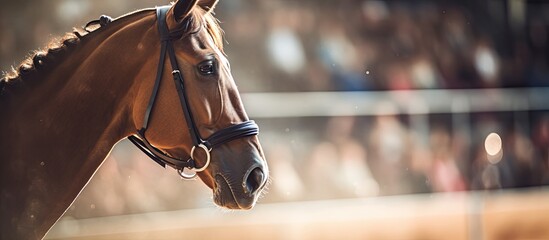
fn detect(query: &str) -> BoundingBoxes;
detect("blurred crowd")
[219,0,549,92]
[266,112,549,202]
[2,0,549,217]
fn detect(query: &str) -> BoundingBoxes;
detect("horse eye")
[197,60,216,75]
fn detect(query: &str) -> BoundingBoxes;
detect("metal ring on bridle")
[191,143,211,172]
[177,168,197,180]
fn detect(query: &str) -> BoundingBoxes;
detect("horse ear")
[198,0,219,13]
[171,0,198,22]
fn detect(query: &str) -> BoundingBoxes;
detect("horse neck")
[0,10,158,239]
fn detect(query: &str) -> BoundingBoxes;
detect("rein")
[126,6,259,179]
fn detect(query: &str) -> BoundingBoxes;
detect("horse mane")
[0,9,149,89]
[1,29,88,88]
[0,6,224,93]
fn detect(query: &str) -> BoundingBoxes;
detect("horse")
[0,0,269,239]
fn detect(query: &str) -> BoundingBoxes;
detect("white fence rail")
[242,88,549,118]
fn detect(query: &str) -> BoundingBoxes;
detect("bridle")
[127,6,259,179]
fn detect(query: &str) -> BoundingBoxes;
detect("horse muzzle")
[213,163,268,210]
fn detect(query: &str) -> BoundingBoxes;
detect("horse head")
[132,0,269,210]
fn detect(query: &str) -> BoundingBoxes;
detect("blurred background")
[2,0,549,239]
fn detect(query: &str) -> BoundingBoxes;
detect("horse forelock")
[198,8,225,53]
[170,6,225,52]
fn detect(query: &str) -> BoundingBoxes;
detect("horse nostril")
[244,167,264,195]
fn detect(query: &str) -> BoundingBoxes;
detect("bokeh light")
[485,132,504,165]
[485,132,502,156]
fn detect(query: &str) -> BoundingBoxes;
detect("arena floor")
[46,187,549,240]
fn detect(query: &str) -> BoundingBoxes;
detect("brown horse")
[0,0,269,239]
